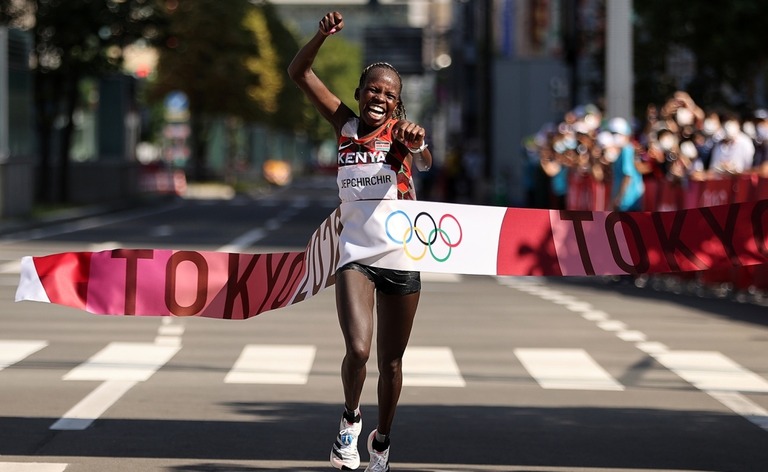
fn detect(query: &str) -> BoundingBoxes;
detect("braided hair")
[358,62,407,120]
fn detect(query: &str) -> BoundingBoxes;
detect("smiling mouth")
[366,105,386,120]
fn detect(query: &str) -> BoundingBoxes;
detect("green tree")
[634,0,768,111]
[150,1,309,180]
[150,0,260,180]
[242,2,304,132]
[1,0,167,203]
[298,33,362,142]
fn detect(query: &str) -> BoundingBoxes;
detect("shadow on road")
[0,402,760,471]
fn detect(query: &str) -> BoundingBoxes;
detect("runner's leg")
[374,290,420,434]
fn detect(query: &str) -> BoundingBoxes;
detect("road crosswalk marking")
[0,463,68,471]
[6,338,768,417]
[225,344,316,384]
[0,340,47,371]
[652,351,768,393]
[52,342,180,430]
[63,342,180,382]
[515,348,624,391]
[403,346,466,387]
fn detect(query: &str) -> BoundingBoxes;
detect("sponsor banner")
[15,200,768,320]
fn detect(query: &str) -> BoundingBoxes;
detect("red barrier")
[566,173,609,211]
[757,176,768,201]
[566,171,768,298]
[658,180,684,211]
[642,178,659,212]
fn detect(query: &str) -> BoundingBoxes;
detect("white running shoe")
[365,429,390,472]
[330,414,362,470]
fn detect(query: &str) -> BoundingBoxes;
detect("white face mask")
[742,122,756,139]
[703,118,719,135]
[676,108,694,126]
[680,141,697,159]
[758,123,768,140]
[604,147,619,163]
[659,134,676,151]
[724,120,740,139]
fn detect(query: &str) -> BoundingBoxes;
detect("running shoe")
[330,414,362,470]
[365,429,390,472]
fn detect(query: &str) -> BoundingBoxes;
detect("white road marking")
[597,320,627,332]
[0,463,68,471]
[616,330,647,342]
[217,228,267,253]
[0,340,48,371]
[52,342,180,430]
[63,342,180,382]
[402,346,466,387]
[225,345,316,384]
[708,391,768,430]
[515,348,624,391]
[0,260,20,274]
[50,380,137,431]
[581,310,609,321]
[652,351,768,393]
[636,341,668,354]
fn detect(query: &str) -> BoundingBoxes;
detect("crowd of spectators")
[525,91,768,210]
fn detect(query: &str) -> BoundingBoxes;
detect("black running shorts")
[337,262,421,296]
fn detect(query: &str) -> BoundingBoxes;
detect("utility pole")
[605,0,633,120]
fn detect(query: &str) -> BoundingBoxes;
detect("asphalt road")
[1,176,767,472]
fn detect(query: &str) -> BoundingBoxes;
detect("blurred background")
[1,0,767,217]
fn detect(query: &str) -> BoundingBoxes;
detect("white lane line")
[581,310,609,321]
[708,391,768,430]
[63,342,180,381]
[515,348,624,391]
[88,242,121,251]
[617,330,647,342]
[564,301,593,312]
[636,341,668,354]
[217,228,267,253]
[225,345,316,384]
[154,316,185,346]
[501,280,768,432]
[652,351,768,393]
[654,350,768,432]
[52,342,180,430]
[50,380,137,431]
[0,463,68,471]
[0,340,48,371]
[597,320,627,332]
[0,260,20,274]
[157,323,185,337]
[402,346,466,387]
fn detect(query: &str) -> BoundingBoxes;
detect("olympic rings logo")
[385,210,463,262]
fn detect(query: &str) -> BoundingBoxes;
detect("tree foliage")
[634,0,768,111]
[299,33,362,142]
[149,1,309,178]
[1,0,168,203]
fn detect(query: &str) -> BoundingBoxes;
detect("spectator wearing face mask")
[752,109,768,173]
[606,117,644,211]
[709,113,755,174]
[660,91,705,134]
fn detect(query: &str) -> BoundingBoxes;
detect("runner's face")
[357,69,400,128]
